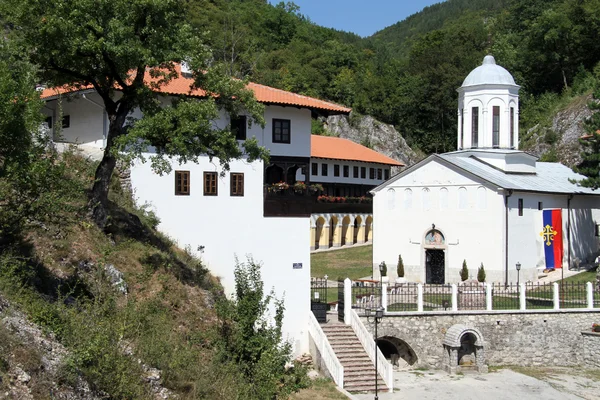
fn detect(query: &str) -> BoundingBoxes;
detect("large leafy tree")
[4,0,267,228]
[574,68,600,188]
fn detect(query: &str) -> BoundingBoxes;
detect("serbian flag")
[541,209,563,269]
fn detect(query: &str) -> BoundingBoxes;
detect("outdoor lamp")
[365,308,371,317]
[375,308,384,319]
[378,262,385,273]
[516,262,521,271]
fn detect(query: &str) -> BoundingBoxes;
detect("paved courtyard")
[353,368,600,400]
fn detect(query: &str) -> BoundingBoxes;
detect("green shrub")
[477,263,486,283]
[397,255,405,278]
[380,261,387,277]
[460,260,469,281]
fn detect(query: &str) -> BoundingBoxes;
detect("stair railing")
[347,308,394,392]
[307,311,344,388]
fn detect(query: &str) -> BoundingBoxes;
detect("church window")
[510,107,515,148]
[477,186,487,209]
[538,201,543,210]
[404,188,413,209]
[175,171,190,196]
[353,166,359,178]
[471,107,479,148]
[203,172,218,196]
[230,173,244,196]
[343,165,349,177]
[518,198,523,216]
[460,109,464,148]
[384,169,390,180]
[422,188,431,210]
[361,167,366,179]
[458,187,468,209]
[492,106,500,147]
[312,163,318,176]
[387,188,395,210]
[334,164,340,177]
[440,187,449,209]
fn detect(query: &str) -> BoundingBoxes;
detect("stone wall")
[361,310,600,369]
[582,332,600,369]
[308,334,334,381]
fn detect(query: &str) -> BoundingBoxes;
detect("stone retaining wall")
[361,311,600,369]
[582,331,600,368]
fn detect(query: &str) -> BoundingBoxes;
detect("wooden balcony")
[263,187,373,217]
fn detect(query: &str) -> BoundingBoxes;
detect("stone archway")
[442,324,487,374]
[376,336,418,368]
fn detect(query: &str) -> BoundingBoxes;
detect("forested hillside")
[185,0,600,159]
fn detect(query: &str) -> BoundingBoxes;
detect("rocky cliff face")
[523,94,593,168]
[325,114,422,169]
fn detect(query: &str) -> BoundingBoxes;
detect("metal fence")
[457,282,486,311]
[310,277,328,304]
[422,284,452,311]
[352,280,381,313]
[490,283,519,310]
[387,283,419,312]
[525,282,554,310]
[595,285,600,308]
[559,282,587,309]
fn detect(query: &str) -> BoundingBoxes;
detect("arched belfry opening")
[376,336,418,368]
[442,325,488,374]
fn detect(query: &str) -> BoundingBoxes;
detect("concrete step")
[344,369,377,377]
[337,354,371,361]
[344,382,388,393]
[330,344,365,352]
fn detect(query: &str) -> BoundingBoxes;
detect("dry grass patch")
[290,378,348,400]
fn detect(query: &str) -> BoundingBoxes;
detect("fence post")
[553,282,560,310]
[417,283,423,312]
[587,282,594,309]
[451,284,458,312]
[519,283,526,310]
[382,282,388,312]
[344,278,352,324]
[485,283,493,311]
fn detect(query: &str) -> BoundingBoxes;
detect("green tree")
[574,66,600,188]
[397,255,405,278]
[215,258,308,399]
[460,260,469,281]
[477,262,486,283]
[4,0,268,228]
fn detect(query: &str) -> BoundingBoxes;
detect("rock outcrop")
[325,114,422,170]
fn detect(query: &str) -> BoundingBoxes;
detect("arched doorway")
[365,216,373,242]
[442,325,487,374]
[341,216,351,246]
[353,216,362,244]
[423,228,446,284]
[286,165,299,184]
[329,216,338,248]
[315,217,325,250]
[265,164,284,184]
[376,336,418,368]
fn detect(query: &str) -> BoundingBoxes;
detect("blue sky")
[267,0,445,37]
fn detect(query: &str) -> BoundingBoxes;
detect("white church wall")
[373,160,506,283]
[129,156,311,354]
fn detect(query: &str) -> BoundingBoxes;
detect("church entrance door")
[425,249,445,284]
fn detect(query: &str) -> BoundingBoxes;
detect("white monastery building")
[371,55,600,284]
[39,67,398,354]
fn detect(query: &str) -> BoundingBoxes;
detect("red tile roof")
[40,67,351,114]
[311,135,404,166]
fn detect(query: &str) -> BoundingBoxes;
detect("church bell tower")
[457,55,520,150]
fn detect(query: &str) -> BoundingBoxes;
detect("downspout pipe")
[504,189,513,287]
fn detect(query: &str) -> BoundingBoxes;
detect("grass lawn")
[311,245,372,280]
[290,378,348,400]
[561,267,598,283]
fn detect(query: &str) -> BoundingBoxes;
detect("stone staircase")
[321,319,387,393]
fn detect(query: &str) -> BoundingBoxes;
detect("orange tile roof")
[40,67,351,114]
[311,135,404,166]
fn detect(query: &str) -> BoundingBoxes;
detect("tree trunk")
[90,112,127,228]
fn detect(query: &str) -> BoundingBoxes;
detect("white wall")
[130,156,311,353]
[308,159,390,186]
[372,159,506,283]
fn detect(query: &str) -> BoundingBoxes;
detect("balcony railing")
[263,185,373,217]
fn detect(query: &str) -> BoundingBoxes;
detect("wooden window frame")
[377,168,383,180]
[361,167,366,179]
[232,115,247,141]
[175,170,190,196]
[343,165,349,178]
[321,163,328,176]
[62,115,70,129]
[369,168,375,180]
[353,166,359,178]
[334,164,340,177]
[311,163,318,176]
[272,119,291,144]
[384,169,390,180]
[204,172,218,196]
[230,173,244,196]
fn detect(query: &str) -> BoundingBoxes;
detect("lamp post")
[364,306,384,400]
[516,262,521,297]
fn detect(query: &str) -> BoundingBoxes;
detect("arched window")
[458,187,468,210]
[387,188,396,210]
[440,187,449,209]
[477,186,487,209]
[404,189,413,210]
[422,188,431,210]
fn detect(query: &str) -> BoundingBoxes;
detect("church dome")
[461,55,517,87]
